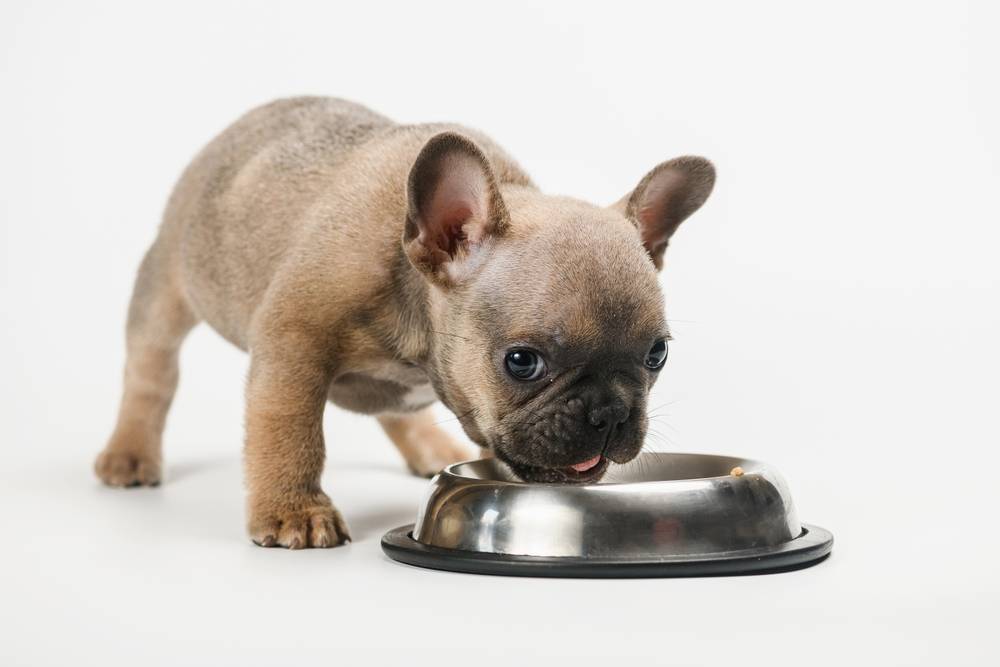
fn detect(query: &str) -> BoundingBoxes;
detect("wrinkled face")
[403,131,713,483]
[435,211,669,483]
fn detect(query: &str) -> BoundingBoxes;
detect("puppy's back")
[166,97,396,346]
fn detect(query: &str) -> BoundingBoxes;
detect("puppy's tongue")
[570,455,602,473]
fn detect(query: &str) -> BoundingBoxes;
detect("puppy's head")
[404,132,714,483]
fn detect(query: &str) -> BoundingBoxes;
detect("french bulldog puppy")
[95,97,715,549]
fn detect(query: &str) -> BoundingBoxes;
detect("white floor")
[5,446,990,667]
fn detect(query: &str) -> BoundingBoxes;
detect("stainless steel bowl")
[382,452,832,577]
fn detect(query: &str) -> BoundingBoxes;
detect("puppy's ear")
[613,156,715,270]
[404,132,510,287]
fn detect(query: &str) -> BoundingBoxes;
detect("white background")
[2,1,998,665]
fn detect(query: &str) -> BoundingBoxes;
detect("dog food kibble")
[730,466,744,477]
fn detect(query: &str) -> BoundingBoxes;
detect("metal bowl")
[382,453,832,577]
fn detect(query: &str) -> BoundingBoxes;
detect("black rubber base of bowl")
[381,524,833,578]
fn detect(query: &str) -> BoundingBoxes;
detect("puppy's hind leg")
[377,407,476,478]
[96,239,198,487]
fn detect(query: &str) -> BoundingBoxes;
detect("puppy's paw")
[249,495,351,549]
[406,438,475,478]
[94,449,161,487]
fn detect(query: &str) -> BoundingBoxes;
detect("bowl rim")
[442,451,764,489]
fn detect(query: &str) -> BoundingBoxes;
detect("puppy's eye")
[644,339,668,370]
[504,349,547,381]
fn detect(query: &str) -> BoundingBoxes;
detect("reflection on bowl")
[413,453,800,558]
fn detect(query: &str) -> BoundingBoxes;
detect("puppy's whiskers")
[428,330,472,341]
[433,406,480,426]
[646,400,679,419]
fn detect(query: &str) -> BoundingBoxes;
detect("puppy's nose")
[588,402,630,433]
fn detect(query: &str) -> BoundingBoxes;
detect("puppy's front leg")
[244,339,349,549]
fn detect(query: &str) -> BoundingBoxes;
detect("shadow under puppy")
[96,97,715,549]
